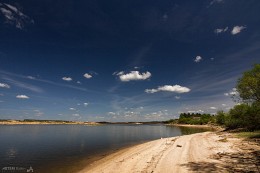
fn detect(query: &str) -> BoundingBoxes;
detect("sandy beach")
[78,132,260,173]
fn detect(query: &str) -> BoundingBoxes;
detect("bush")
[215,111,226,125]
[224,103,260,131]
[178,113,214,125]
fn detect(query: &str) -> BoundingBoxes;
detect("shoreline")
[77,131,260,173]
[169,124,224,131]
[0,121,101,125]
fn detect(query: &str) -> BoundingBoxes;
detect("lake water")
[0,124,210,173]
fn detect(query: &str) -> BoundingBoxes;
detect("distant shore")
[78,131,260,173]
[0,119,164,125]
[0,120,101,125]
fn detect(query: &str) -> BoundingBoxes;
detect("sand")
[78,132,260,173]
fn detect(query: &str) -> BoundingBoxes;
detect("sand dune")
[78,132,259,173]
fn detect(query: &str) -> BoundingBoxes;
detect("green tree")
[225,103,260,131]
[236,64,260,103]
[215,111,226,125]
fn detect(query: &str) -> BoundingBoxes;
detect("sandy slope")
[78,132,260,173]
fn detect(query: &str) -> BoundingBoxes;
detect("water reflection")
[6,147,17,158]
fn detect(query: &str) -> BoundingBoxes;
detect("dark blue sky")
[0,0,259,121]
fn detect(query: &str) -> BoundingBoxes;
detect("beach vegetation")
[178,113,214,125]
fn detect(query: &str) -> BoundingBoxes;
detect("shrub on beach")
[216,103,260,131]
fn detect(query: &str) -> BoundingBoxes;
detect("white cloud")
[113,71,124,76]
[0,83,10,88]
[175,96,181,99]
[214,27,228,34]
[229,91,238,95]
[194,56,202,63]
[2,76,43,93]
[231,26,246,35]
[72,114,80,117]
[16,95,29,99]
[188,110,204,113]
[145,88,158,93]
[62,77,72,81]
[83,73,92,79]
[210,58,214,61]
[209,0,224,6]
[210,107,217,109]
[224,88,239,96]
[0,3,34,29]
[108,112,116,115]
[116,71,151,82]
[145,85,191,94]
[34,110,44,116]
[222,104,226,106]
[27,76,35,80]
[84,103,88,106]
[69,108,76,110]
[77,81,81,84]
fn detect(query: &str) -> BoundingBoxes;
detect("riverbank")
[78,131,260,173]
[169,124,224,131]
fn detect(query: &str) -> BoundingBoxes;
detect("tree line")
[165,64,260,131]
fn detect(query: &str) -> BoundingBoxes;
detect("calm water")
[0,124,210,173]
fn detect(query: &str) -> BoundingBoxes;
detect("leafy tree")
[236,64,260,103]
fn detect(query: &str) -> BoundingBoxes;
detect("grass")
[235,130,260,139]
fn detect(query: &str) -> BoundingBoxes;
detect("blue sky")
[0,0,259,122]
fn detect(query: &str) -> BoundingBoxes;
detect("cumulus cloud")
[62,77,72,81]
[69,108,76,110]
[210,107,217,109]
[0,83,10,88]
[16,95,29,99]
[214,27,228,34]
[115,71,151,82]
[145,85,191,94]
[83,73,92,79]
[231,26,246,35]
[224,88,239,96]
[194,56,202,63]
[0,3,34,29]
[84,103,88,106]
